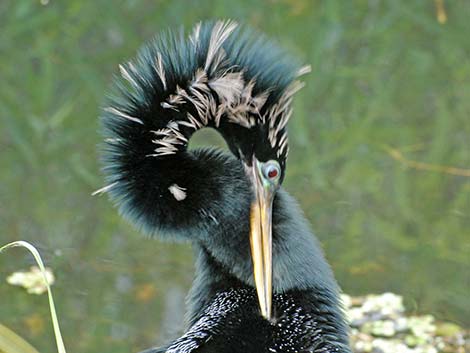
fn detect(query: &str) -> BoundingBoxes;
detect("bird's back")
[144,286,347,353]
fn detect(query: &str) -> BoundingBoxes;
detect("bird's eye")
[263,161,281,181]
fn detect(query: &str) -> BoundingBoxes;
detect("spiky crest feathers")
[98,20,308,195]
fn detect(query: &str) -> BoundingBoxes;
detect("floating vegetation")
[6,266,55,295]
[343,293,469,353]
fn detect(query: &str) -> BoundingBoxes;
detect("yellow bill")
[248,159,275,320]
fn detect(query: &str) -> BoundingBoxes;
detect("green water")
[1,1,469,352]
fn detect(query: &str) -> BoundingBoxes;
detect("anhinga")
[98,20,352,353]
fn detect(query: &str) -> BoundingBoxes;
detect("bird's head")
[99,20,309,321]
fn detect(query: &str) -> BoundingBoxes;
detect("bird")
[97,20,352,353]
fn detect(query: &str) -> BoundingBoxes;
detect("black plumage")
[98,20,352,353]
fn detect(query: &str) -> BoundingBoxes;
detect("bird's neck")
[185,188,340,325]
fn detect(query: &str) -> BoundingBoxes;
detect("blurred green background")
[1,1,469,352]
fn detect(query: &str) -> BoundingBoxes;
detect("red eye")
[267,168,278,178]
[263,161,281,181]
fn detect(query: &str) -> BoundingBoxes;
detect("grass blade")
[0,323,40,353]
[0,241,67,353]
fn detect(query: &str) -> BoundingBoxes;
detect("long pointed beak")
[248,159,274,320]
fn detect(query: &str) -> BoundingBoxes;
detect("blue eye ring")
[262,160,281,181]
